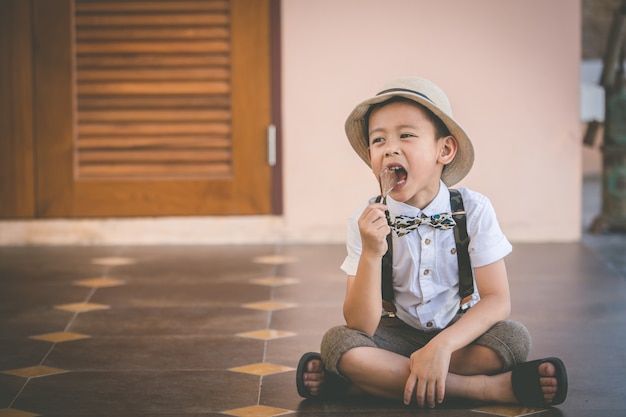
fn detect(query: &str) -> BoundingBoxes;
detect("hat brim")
[345,90,474,186]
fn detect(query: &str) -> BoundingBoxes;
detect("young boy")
[296,77,567,409]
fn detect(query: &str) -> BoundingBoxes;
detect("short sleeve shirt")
[340,181,512,331]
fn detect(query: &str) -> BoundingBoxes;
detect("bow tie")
[394,213,456,236]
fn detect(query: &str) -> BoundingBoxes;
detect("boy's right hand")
[358,203,391,258]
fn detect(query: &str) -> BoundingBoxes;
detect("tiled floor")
[1,183,625,416]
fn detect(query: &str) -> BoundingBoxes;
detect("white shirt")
[340,181,512,331]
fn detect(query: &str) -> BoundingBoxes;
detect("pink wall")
[0,0,582,245]
[281,0,582,242]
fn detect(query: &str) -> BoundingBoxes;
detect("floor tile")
[69,306,268,337]
[270,306,345,340]
[73,277,125,288]
[473,405,549,416]
[0,339,52,370]
[249,277,300,287]
[236,329,296,341]
[90,257,136,266]
[228,363,294,376]
[0,247,122,284]
[290,395,477,415]
[0,374,27,408]
[53,302,110,313]
[88,282,270,307]
[221,404,293,417]
[44,335,264,371]
[258,371,304,412]
[0,409,41,417]
[253,255,298,265]
[271,274,346,305]
[242,301,297,311]
[2,366,67,378]
[29,332,90,343]
[108,245,277,284]
[0,310,72,341]
[12,370,259,416]
[0,285,91,312]
[265,335,326,368]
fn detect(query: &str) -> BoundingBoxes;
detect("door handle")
[268,124,277,167]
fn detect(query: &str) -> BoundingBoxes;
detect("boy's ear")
[438,136,458,165]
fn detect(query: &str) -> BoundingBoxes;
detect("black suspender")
[449,189,474,309]
[379,188,474,316]
[375,195,397,314]
[381,216,396,314]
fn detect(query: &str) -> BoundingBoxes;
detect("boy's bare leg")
[449,344,505,375]
[445,363,559,405]
[301,345,502,397]
[302,346,560,407]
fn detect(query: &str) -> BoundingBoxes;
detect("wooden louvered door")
[33,0,273,217]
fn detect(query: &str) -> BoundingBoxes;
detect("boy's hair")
[363,96,451,146]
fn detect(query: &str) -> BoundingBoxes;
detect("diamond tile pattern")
[29,332,90,343]
[0,242,625,416]
[73,277,125,288]
[242,301,297,311]
[236,329,296,341]
[54,302,110,313]
[0,409,41,417]
[2,365,67,378]
[253,255,298,265]
[473,405,549,416]
[221,404,292,417]
[250,277,300,287]
[90,257,136,266]
[229,363,295,376]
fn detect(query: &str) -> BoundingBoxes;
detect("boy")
[296,77,567,409]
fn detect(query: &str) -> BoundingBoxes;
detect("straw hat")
[344,76,474,186]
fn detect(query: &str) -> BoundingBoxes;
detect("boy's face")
[367,100,456,208]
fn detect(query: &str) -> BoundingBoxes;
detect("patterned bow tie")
[394,213,456,236]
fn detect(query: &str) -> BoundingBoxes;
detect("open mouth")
[387,165,407,187]
[379,165,407,196]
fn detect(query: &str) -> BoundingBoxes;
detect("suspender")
[379,188,474,316]
[375,195,396,314]
[450,189,474,310]
[381,214,396,314]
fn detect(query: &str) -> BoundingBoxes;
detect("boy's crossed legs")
[301,347,561,407]
[298,317,566,408]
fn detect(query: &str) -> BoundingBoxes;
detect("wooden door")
[30,0,274,217]
[0,0,36,218]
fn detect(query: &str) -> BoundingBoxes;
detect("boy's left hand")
[404,343,451,408]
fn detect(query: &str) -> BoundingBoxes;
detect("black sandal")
[296,352,349,399]
[296,352,323,398]
[511,357,568,407]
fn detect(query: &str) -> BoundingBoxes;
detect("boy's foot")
[296,352,352,399]
[296,352,325,398]
[511,357,568,407]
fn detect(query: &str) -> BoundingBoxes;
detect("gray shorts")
[320,314,531,377]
